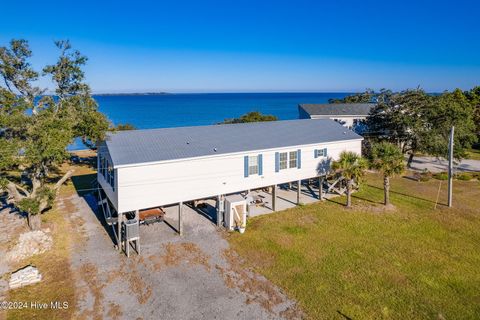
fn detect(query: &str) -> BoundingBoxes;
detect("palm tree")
[370,142,405,205]
[331,151,368,207]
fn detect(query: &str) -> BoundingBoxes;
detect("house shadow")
[187,202,219,225]
[70,173,118,245]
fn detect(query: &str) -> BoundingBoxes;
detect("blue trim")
[258,154,263,175]
[314,149,318,158]
[275,152,280,172]
[324,148,328,157]
[244,156,249,177]
[297,149,302,169]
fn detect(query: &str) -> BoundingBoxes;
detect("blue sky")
[1,0,479,93]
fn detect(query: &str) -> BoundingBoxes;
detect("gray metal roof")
[299,103,375,117]
[103,119,362,167]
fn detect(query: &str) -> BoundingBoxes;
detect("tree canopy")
[0,39,109,227]
[328,89,377,104]
[331,151,368,207]
[219,111,278,124]
[370,142,405,205]
[365,88,477,165]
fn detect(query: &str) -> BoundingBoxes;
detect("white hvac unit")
[224,194,247,232]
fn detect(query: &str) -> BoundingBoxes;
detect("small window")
[248,155,259,175]
[316,148,327,157]
[279,152,288,170]
[289,151,297,168]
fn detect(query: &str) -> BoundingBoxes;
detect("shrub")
[456,173,473,181]
[433,172,448,180]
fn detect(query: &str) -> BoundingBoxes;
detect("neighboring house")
[97,119,362,241]
[298,103,375,133]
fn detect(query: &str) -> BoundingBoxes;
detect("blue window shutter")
[314,149,318,158]
[297,149,302,169]
[258,154,263,175]
[324,148,327,157]
[275,152,280,172]
[244,156,249,177]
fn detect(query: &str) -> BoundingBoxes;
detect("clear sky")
[1,0,479,93]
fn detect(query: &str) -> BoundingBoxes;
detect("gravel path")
[64,193,301,320]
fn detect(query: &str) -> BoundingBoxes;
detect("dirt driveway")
[63,192,301,320]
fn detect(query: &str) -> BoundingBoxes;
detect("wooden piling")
[297,180,301,204]
[272,185,277,211]
[319,176,324,200]
[178,202,183,236]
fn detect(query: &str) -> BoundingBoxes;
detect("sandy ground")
[64,192,303,320]
[410,156,480,173]
[0,207,29,319]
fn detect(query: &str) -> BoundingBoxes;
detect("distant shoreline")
[94,92,171,96]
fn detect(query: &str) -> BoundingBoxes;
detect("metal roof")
[299,103,375,117]
[103,119,362,167]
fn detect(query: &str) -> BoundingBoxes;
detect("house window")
[279,152,288,170]
[248,155,259,175]
[315,148,328,158]
[289,151,297,168]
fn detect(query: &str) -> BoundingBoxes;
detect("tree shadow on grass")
[365,184,445,206]
[325,197,345,206]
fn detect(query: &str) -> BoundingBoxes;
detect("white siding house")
[298,103,375,131]
[97,119,363,215]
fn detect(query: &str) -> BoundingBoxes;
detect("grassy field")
[228,172,480,319]
[466,148,480,160]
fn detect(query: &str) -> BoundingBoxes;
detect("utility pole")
[448,126,454,207]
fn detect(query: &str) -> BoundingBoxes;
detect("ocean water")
[71,92,350,150]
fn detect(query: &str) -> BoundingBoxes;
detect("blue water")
[71,92,350,150]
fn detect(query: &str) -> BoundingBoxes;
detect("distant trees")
[463,86,480,141]
[366,89,432,167]
[362,88,478,166]
[370,142,405,206]
[328,89,376,104]
[0,39,109,229]
[331,151,368,208]
[114,123,136,131]
[220,111,277,124]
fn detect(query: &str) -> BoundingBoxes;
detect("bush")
[456,173,473,181]
[433,172,448,180]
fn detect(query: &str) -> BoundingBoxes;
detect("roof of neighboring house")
[102,119,363,167]
[299,103,375,117]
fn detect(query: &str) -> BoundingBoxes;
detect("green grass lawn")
[228,173,480,319]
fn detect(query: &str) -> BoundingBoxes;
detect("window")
[289,151,297,168]
[248,155,259,175]
[315,148,328,158]
[279,152,288,170]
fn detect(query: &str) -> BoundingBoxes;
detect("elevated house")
[298,103,375,133]
[96,119,363,252]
